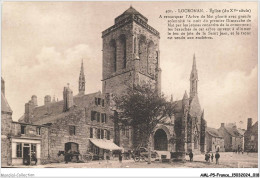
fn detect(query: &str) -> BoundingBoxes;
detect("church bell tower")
[102,6,161,97]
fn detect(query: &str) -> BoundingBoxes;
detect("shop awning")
[89,139,123,151]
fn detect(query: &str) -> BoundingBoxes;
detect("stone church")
[101,6,206,154]
[2,6,206,166]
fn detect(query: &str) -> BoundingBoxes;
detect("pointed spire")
[79,59,85,95]
[80,59,84,76]
[190,54,198,98]
[192,53,196,70]
[170,94,173,102]
[182,90,188,100]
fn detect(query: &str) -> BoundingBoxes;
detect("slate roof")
[1,92,12,113]
[115,6,148,23]
[173,100,183,113]
[189,95,201,118]
[224,126,243,138]
[22,91,102,125]
[206,127,222,138]
[237,128,246,136]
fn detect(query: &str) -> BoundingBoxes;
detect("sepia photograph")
[0,1,258,177]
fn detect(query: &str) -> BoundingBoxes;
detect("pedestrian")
[104,151,107,161]
[205,153,209,162]
[211,153,214,162]
[119,151,122,163]
[215,151,220,165]
[189,151,193,162]
[65,151,69,164]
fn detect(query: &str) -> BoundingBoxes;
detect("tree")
[113,83,175,164]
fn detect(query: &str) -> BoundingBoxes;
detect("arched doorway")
[154,129,168,151]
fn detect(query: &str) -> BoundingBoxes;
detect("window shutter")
[107,130,110,140]
[90,128,93,138]
[91,111,95,121]
[95,98,98,105]
[101,129,104,139]
[97,112,100,122]
[97,129,100,139]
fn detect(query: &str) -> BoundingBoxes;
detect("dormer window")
[21,125,26,134]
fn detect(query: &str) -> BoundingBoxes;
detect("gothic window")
[119,35,127,69]
[147,41,155,75]
[110,40,117,72]
[139,35,147,73]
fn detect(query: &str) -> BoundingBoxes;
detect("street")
[9,152,258,168]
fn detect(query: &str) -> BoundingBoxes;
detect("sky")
[1,2,258,129]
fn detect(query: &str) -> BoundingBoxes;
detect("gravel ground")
[7,152,258,168]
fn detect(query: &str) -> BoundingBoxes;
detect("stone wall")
[45,93,114,162]
[1,112,12,166]
[244,122,258,152]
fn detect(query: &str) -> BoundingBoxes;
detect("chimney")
[247,118,252,130]
[44,95,51,105]
[63,86,74,112]
[24,100,35,123]
[221,123,225,127]
[1,77,5,96]
[31,95,38,107]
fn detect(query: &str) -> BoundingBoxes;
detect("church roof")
[1,92,12,113]
[173,100,183,113]
[115,6,148,24]
[206,127,222,138]
[189,95,201,118]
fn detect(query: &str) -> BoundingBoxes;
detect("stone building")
[102,6,206,155]
[101,6,176,153]
[218,123,244,152]
[18,61,121,164]
[1,77,13,166]
[205,127,224,152]
[10,121,49,165]
[2,78,49,166]
[173,56,206,155]
[244,118,258,152]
